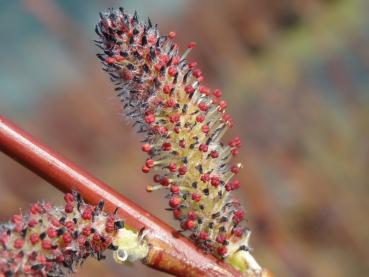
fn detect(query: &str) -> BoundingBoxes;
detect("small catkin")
[96,8,261,273]
[0,192,147,276]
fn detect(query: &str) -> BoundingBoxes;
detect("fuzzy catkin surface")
[96,8,251,259]
[0,192,124,276]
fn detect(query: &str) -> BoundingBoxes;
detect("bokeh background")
[0,0,368,276]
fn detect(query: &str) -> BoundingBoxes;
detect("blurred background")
[0,0,368,276]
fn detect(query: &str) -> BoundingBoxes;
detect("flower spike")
[0,192,148,276]
[96,8,261,274]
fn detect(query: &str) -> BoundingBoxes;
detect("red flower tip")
[188,41,197,49]
[169,197,181,208]
[168,31,176,39]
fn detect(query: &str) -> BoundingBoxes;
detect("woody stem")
[0,115,243,277]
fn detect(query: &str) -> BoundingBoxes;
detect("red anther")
[201,125,209,134]
[174,126,181,134]
[233,227,244,237]
[155,97,164,106]
[169,197,181,208]
[47,227,57,239]
[179,139,186,148]
[188,41,197,48]
[153,174,161,183]
[14,238,24,249]
[82,209,92,220]
[214,89,222,98]
[50,217,61,228]
[93,233,101,242]
[199,85,209,95]
[42,240,52,250]
[178,165,187,175]
[12,214,22,224]
[212,97,220,105]
[14,224,23,233]
[233,210,244,224]
[173,209,181,219]
[184,85,195,94]
[144,114,155,124]
[141,143,152,152]
[121,69,133,81]
[63,233,72,244]
[163,84,172,94]
[64,202,74,213]
[188,61,197,69]
[193,69,202,78]
[222,113,232,123]
[28,219,38,228]
[160,177,170,186]
[198,76,204,82]
[217,246,228,256]
[154,63,162,71]
[65,220,75,231]
[148,35,157,44]
[225,183,232,192]
[168,67,177,77]
[172,56,180,65]
[166,98,176,108]
[157,126,168,136]
[106,57,116,64]
[144,110,153,116]
[160,55,170,64]
[210,150,219,158]
[64,193,74,203]
[168,163,177,172]
[231,148,239,156]
[44,202,52,210]
[231,137,241,147]
[30,203,41,214]
[192,193,201,202]
[82,226,91,236]
[170,185,179,194]
[216,234,226,244]
[168,31,176,39]
[199,231,209,240]
[200,173,210,182]
[169,113,180,123]
[196,115,205,123]
[105,221,114,233]
[142,165,150,173]
[187,211,197,220]
[146,159,155,168]
[231,165,240,174]
[185,220,196,230]
[56,255,65,263]
[162,142,172,151]
[199,144,208,152]
[29,233,39,245]
[198,102,208,112]
[231,180,240,190]
[210,176,220,187]
[219,100,227,110]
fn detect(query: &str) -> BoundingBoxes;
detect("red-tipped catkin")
[96,8,251,260]
[0,192,127,276]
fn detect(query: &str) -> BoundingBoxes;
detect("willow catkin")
[96,7,261,274]
[0,192,148,276]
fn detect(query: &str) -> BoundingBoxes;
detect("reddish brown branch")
[0,115,244,277]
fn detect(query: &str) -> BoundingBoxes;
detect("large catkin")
[95,7,258,265]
